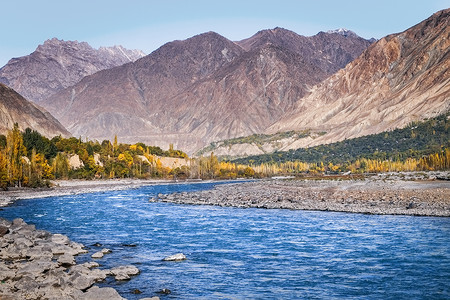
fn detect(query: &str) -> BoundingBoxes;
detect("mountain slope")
[40,29,371,153]
[267,8,450,150]
[0,38,145,103]
[0,83,70,138]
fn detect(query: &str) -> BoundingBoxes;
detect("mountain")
[237,27,373,75]
[197,9,450,157]
[40,29,372,153]
[0,83,70,138]
[0,38,145,103]
[267,8,450,150]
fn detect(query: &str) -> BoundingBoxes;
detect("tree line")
[233,113,450,174]
[0,125,258,189]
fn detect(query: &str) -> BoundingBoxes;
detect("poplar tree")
[6,124,26,187]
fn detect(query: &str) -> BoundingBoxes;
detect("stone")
[91,251,104,259]
[0,225,9,237]
[58,253,76,266]
[101,248,112,254]
[81,286,126,300]
[69,271,96,291]
[110,265,140,281]
[52,233,70,245]
[163,253,187,261]
[157,288,172,294]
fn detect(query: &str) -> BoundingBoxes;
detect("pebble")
[150,176,450,217]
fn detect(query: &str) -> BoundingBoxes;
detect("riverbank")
[0,218,159,300]
[0,179,176,207]
[152,173,450,217]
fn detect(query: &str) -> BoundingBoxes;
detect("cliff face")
[268,8,450,151]
[0,38,145,103]
[40,29,371,153]
[0,83,70,138]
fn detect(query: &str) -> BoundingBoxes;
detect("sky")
[1,0,448,67]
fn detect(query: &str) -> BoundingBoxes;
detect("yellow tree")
[6,124,26,187]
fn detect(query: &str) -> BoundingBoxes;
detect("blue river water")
[1,181,449,299]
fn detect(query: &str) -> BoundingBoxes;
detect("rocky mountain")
[40,29,372,153]
[0,83,70,138]
[268,8,450,148]
[0,38,145,103]
[202,9,449,157]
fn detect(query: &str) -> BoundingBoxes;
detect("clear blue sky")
[1,0,448,67]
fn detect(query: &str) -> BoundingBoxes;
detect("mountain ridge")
[0,38,145,103]
[197,9,450,157]
[0,83,70,138]
[40,28,372,153]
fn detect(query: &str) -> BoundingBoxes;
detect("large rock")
[162,253,187,261]
[81,286,126,300]
[109,265,140,281]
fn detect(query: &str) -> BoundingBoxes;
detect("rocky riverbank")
[0,218,159,300]
[151,174,450,217]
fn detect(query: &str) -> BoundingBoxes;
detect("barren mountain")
[198,9,450,157]
[0,38,145,103]
[0,83,70,137]
[41,29,371,153]
[267,8,449,151]
[238,27,373,74]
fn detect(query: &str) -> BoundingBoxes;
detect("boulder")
[91,251,104,259]
[81,286,125,300]
[58,253,76,266]
[51,233,70,245]
[0,225,9,237]
[69,271,97,291]
[110,265,140,281]
[163,253,187,261]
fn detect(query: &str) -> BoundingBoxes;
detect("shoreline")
[152,175,450,217]
[1,173,449,217]
[0,178,183,207]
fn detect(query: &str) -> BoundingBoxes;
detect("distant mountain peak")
[0,39,146,103]
[326,28,359,37]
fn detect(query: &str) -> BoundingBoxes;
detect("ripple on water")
[1,181,449,300]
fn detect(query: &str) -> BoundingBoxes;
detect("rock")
[91,251,104,259]
[58,253,76,266]
[131,288,142,294]
[101,248,112,254]
[157,288,172,294]
[0,265,15,281]
[407,202,417,209]
[163,253,187,261]
[69,271,97,291]
[110,265,140,280]
[17,259,58,277]
[0,225,9,237]
[52,233,70,244]
[140,298,160,300]
[81,286,126,300]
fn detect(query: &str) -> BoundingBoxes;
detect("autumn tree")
[6,124,26,187]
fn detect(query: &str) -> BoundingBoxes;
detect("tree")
[6,124,26,187]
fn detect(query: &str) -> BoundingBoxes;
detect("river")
[1,181,449,299]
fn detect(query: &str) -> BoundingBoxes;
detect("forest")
[0,125,255,189]
[233,113,450,175]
